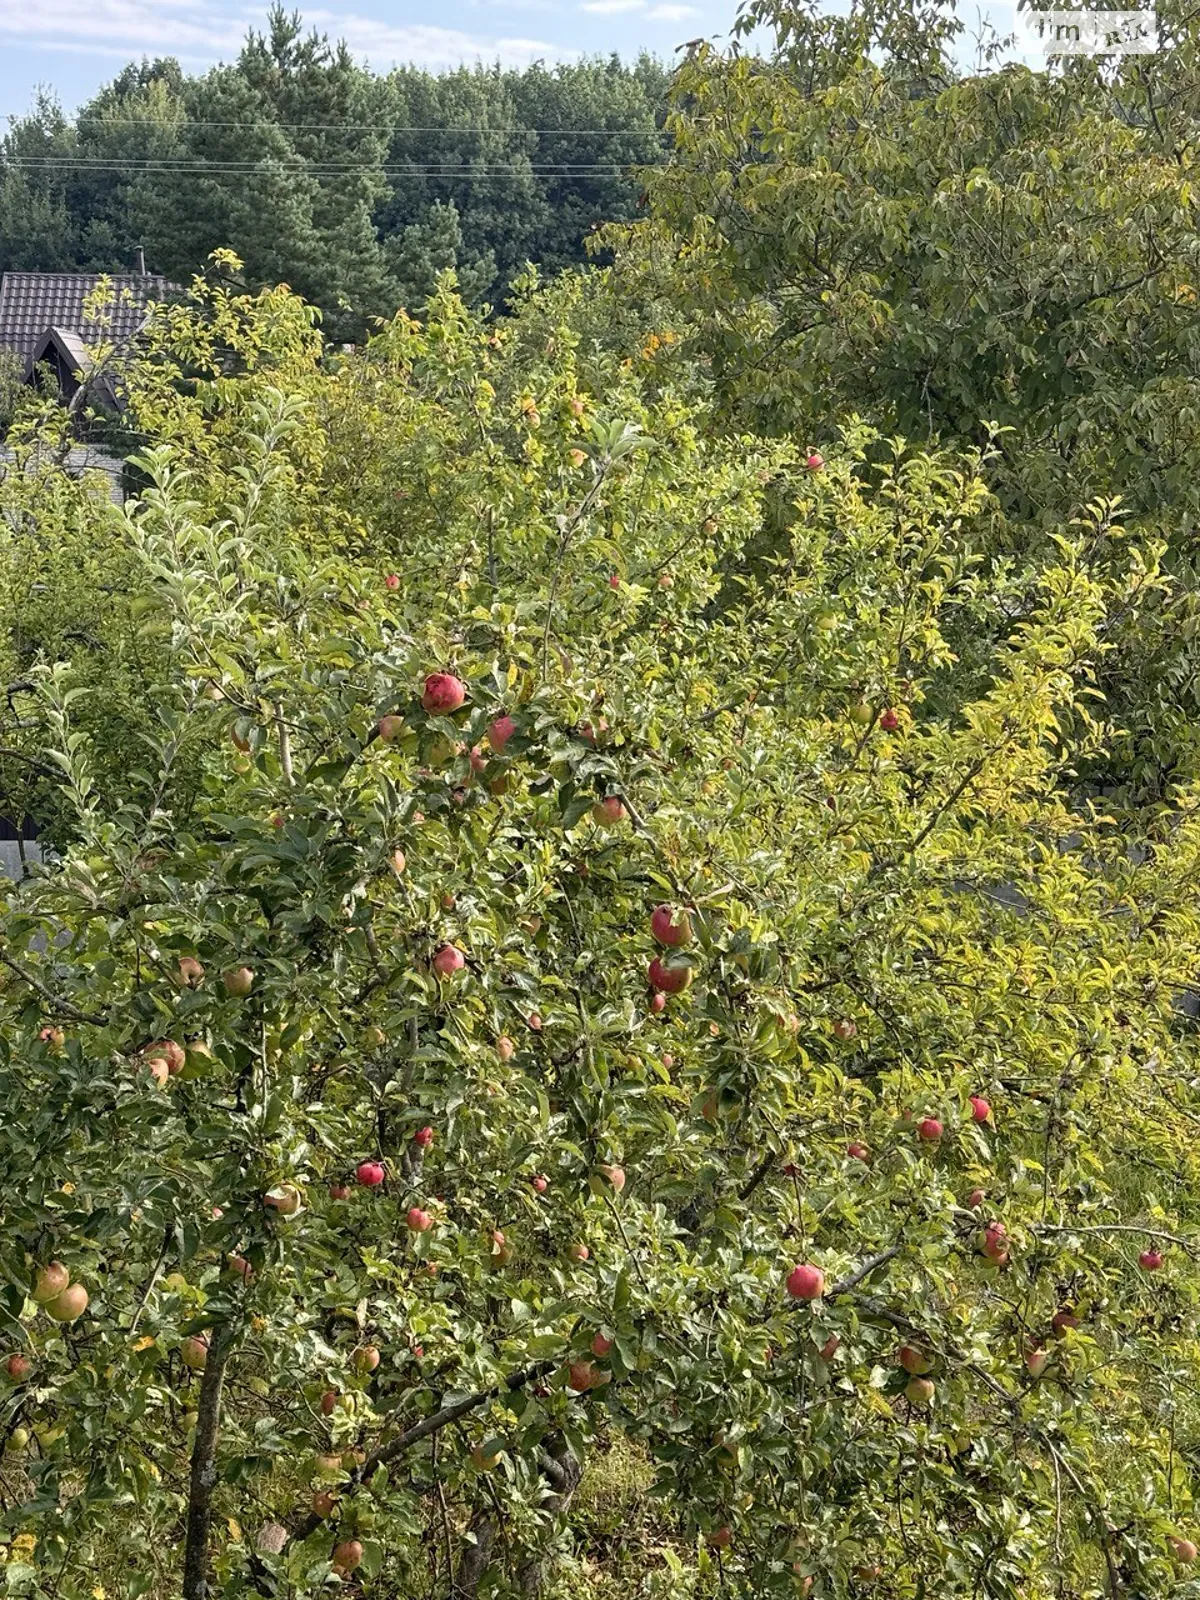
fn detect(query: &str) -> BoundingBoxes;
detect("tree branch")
[182,1320,235,1600]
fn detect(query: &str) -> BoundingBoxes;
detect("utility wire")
[2,157,672,176]
[7,115,677,137]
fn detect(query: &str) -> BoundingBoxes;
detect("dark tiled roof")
[0,272,173,367]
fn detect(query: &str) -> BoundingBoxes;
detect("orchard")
[2,17,1200,1594]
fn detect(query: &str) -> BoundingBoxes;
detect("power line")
[10,115,676,138]
[3,156,671,176]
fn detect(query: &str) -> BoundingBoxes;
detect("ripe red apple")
[384,573,400,591]
[650,904,692,948]
[1139,1248,1164,1270]
[1024,1346,1049,1378]
[45,1283,88,1323]
[532,1175,548,1193]
[805,451,824,471]
[432,943,465,979]
[831,1018,857,1042]
[497,1036,516,1062]
[181,1334,210,1371]
[707,1526,733,1550]
[351,1345,380,1374]
[332,1539,363,1576]
[592,796,626,826]
[32,1263,70,1305]
[1051,1310,1080,1336]
[228,1255,254,1283]
[1169,1536,1198,1565]
[597,1163,626,1193]
[312,1490,336,1518]
[847,1141,870,1162]
[406,1207,432,1233]
[661,1053,674,1070]
[608,573,621,589]
[879,707,900,732]
[968,1095,991,1123]
[567,1359,597,1392]
[5,1354,31,1382]
[787,1264,825,1301]
[566,1242,590,1262]
[488,714,516,753]
[413,1126,434,1149]
[591,1333,613,1358]
[528,1012,543,1031]
[917,1117,943,1142]
[356,1161,385,1188]
[818,1333,840,1361]
[650,993,667,1014]
[648,957,692,994]
[904,1375,935,1406]
[149,1040,186,1075]
[897,1345,932,1375]
[223,966,254,996]
[965,1188,985,1209]
[422,673,466,715]
[378,713,404,742]
[177,956,205,987]
[390,847,406,875]
[329,1183,351,1201]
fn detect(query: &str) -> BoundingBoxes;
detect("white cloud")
[0,0,571,71]
[579,0,645,12]
[645,3,699,16]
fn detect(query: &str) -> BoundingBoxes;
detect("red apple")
[223,966,254,997]
[378,713,404,742]
[567,1360,597,1393]
[897,1345,932,1375]
[879,707,900,732]
[650,904,692,948]
[329,1183,351,1201]
[819,1333,840,1361]
[592,796,625,826]
[406,1207,432,1233]
[352,1345,380,1374]
[32,1262,70,1305]
[45,1283,88,1323]
[228,1255,254,1283]
[149,1040,186,1075]
[965,1188,985,1209]
[847,1141,870,1162]
[832,1018,857,1042]
[177,956,205,988]
[787,1264,825,1301]
[432,944,465,979]
[356,1161,385,1188]
[320,1389,339,1415]
[422,673,466,715]
[566,1242,590,1262]
[1051,1310,1080,1336]
[181,1334,209,1371]
[487,714,516,753]
[497,1036,516,1061]
[648,957,692,994]
[312,1490,337,1518]
[591,1332,614,1358]
[597,1163,626,1193]
[1139,1248,1164,1271]
[609,573,621,589]
[905,1375,935,1406]
[707,1526,733,1550]
[532,1175,548,1194]
[1169,1536,1198,1565]
[968,1095,991,1123]
[805,451,824,471]
[384,573,400,591]
[917,1117,943,1142]
[650,993,667,1014]
[1024,1346,1049,1377]
[413,1126,434,1149]
[5,1354,31,1382]
[528,1012,543,1031]
[332,1539,364,1575]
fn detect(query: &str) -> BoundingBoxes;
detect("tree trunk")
[182,1321,235,1600]
[453,1434,582,1598]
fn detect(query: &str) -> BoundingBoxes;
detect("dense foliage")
[0,9,667,336]
[4,2,1200,1597]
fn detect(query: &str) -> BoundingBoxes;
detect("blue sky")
[0,0,1034,119]
[0,0,720,116]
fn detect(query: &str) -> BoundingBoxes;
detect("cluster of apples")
[648,904,694,1011]
[30,1262,87,1323]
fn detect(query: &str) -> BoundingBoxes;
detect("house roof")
[0,272,173,368]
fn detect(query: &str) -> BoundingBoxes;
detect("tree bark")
[182,1320,235,1600]
[517,1435,583,1596]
